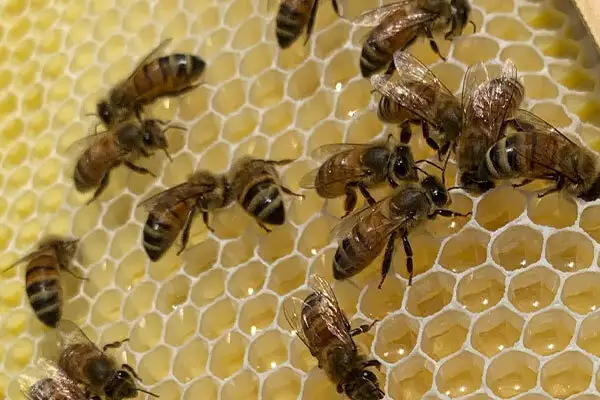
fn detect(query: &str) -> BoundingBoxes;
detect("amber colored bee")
[284,275,385,400]
[299,135,419,216]
[479,110,600,200]
[19,358,95,400]
[96,38,205,127]
[456,59,525,193]
[355,0,472,77]
[57,320,158,400]
[276,0,341,48]
[371,51,462,158]
[139,171,234,261]
[73,118,174,204]
[228,157,302,231]
[2,237,81,328]
[332,174,470,287]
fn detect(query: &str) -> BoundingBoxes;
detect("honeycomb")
[2,0,600,398]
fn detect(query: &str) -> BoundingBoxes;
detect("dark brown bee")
[96,38,205,127]
[332,174,470,287]
[275,0,341,49]
[284,274,384,400]
[228,157,303,232]
[355,0,472,77]
[299,135,419,216]
[139,171,234,261]
[3,237,81,328]
[479,110,600,200]
[73,118,173,204]
[19,358,93,400]
[57,320,158,400]
[456,59,525,193]
[371,51,462,158]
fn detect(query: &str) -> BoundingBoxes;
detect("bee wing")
[283,295,318,353]
[329,194,391,241]
[20,358,87,400]
[513,109,578,146]
[307,274,352,330]
[64,128,112,156]
[393,51,454,97]
[310,143,370,161]
[138,182,211,211]
[299,167,371,189]
[124,38,173,81]
[364,12,439,42]
[352,0,415,27]
[461,61,489,127]
[57,320,104,358]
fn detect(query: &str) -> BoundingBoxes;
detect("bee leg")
[202,211,215,233]
[177,207,197,255]
[103,338,130,351]
[513,178,534,188]
[280,185,305,199]
[303,0,320,45]
[257,221,272,233]
[343,187,358,217]
[336,382,345,394]
[358,184,376,205]
[63,267,88,281]
[361,359,382,370]
[123,160,157,178]
[267,158,296,166]
[87,174,110,204]
[429,209,472,219]
[332,0,340,16]
[538,180,564,198]
[384,61,396,77]
[378,231,398,289]
[400,232,414,286]
[350,320,377,337]
[400,121,413,144]
[425,27,446,61]
[122,363,143,382]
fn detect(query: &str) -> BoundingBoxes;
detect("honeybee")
[139,171,233,261]
[299,135,419,216]
[371,51,462,158]
[456,59,524,193]
[57,320,158,399]
[73,118,173,204]
[228,157,303,232]
[479,110,600,200]
[332,174,470,287]
[284,274,384,400]
[2,237,81,328]
[19,358,94,400]
[96,38,205,128]
[355,0,472,77]
[275,0,342,48]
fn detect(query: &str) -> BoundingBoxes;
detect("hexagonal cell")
[335,80,372,121]
[231,16,263,50]
[199,297,238,340]
[324,50,358,89]
[288,61,321,100]
[452,37,500,65]
[359,276,405,320]
[249,70,285,108]
[436,352,484,398]
[221,369,259,400]
[508,266,560,313]
[388,355,434,400]
[534,36,579,60]
[212,79,246,115]
[471,307,524,357]
[268,256,307,295]
[209,331,248,379]
[392,233,441,283]
[238,293,278,336]
[129,313,163,353]
[164,306,198,348]
[184,377,219,400]
[373,314,419,364]
[222,107,259,143]
[91,289,124,326]
[257,225,297,263]
[248,330,289,373]
[181,238,219,277]
[406,272,455,317]
[155,275,190,315]
[271,130,304,160]
[522,74,559,100]
[491,225,543,271]
[541,352,592,399]
[301,368,341,399]
[438,228,489,273]
[240,43,274,77]
[297,217,336,257]
[421,310,470,361]
[486,16,531,41]
[314,22,350,60]
[263,367,302,400]
[486,351,539,398]
[138,345,171,384]
[581,206,600,242]
[227,261,267,299]
[546,231,594,272]
[260,102,295,135]
[519,5,565,30]
[190,268,226,308]
[289,335,317,373]
[524,309,575,356]
[456,265,505,313]
[577,311,600,356]
[172,339,209,384]
[475,186,526,231]
[296,90,333,131]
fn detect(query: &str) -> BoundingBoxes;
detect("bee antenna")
[162,148,173,162]
[468,20,477,33]
[441,151,452,185]
[415,166,430,177]
[138,388,159,397]
[415,159,443,171]
[83,112,97,118]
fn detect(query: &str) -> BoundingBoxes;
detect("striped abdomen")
[59,343,111,391]
[74,137,122,192]
[301,293,338,352]
[276,0,312,49]
[129,54,205,106]
[315,151,363,198]
[333,211,388,280]
[239,176,285,225]
[377,96,414,124]
[25,255,62,328]
[143,201,191,261]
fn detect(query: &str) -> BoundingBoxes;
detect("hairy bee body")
[19,359,90,400]
[143,200,193,261]
[73,133,125,193]
[276,0,315,48]
[59,343,116,391]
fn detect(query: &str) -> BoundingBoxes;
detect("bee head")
[421,175,449,207]
[446,0,472,39]
[344,370,384,400]
[391,145,418,182]
[104,370,138,399]
[96,101,113,126]
[579,175,600,201]
[142,120,168,150]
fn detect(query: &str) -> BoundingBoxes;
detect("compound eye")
[432,188,448,205]
[393,159,409,178]
[117,371,128,379]
[362,370,377,382]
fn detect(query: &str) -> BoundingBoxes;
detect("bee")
[276,0,342,49]
[57,320,158,400]
[73,118,173,204]
[284,274,384,400]
[139,171,234,261]
[479,110,600,200]
[332,173,470,287]
[228,157,303,232]
[456,59,525,193]
[2,237,81,328]
[19,358,95,400]
[355,0,472,77]
[371,51,462,158]
[96,38,205,128]
[299,135,419,217]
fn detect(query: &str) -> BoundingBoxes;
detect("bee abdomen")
[26,267,62,328]
[485,136,520,178]
[360,41,391,78]
[276,3,305,49]
[241,179,285,225]
[73,160,97,192]
[143,211,183,261]
[333,237,366,280]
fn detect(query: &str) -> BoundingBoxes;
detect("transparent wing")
[461,61,488,127]
[299,168,320,189]
[299,167,370,189]
[283,295,316,353]
[307,274,351,330]
[393,51,454,97]
[368,12,438,42]
[310,143,370,161]
[124,38,173,81]
[20,358,87,400]
[2,250,42,274]
[138,182,212,211]
[352,0,414,26]
[65,128,113,156]
[499,58,518,81]
[57,320,104,358]
[329,194,392,241]
[513,109,578,146]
